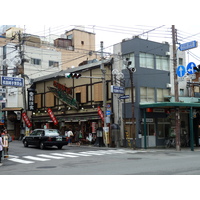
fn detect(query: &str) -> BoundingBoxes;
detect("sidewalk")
[10,139,200,152]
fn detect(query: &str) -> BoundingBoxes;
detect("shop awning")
[140,102,200,108]
[140,102,198,151]
[2,107,23,111]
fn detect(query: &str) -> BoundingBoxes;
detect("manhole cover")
[37,166,57,169]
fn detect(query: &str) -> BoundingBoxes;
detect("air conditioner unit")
[166,83,172,88]
[166,52,170,56]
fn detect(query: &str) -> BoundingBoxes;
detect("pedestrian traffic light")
[194,65,200,72]
[65,73,82,79]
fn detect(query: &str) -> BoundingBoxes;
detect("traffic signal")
[194,65,200,72]
[65,73,82,79]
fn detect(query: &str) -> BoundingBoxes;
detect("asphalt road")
[1,140,200,175]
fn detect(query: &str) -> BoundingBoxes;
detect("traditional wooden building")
[30,58,113,145]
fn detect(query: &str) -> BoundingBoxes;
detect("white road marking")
[8,158,34,164]
[63,152,92,157]
[7,149,154,165]
[51,153,78,158]
[79,151,105,155]
[23,156,50,161]
[37,154,65,159]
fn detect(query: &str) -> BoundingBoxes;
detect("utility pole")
[18,31,27,113]
[124,58,136,149]
[100,41,108,147]
[172,25,181,151]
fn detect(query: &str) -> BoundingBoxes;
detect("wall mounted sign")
[53,81,72,95]
[47,108,58,125]
[48,86,79,109]
[0,76,24,87]
[97,106,104,121]
[22,112,32,128]
[27,88,35,111]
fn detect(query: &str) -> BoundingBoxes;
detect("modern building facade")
[112,37,200,148]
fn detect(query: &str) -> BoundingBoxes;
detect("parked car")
[22,129,68,149]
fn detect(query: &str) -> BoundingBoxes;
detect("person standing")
[75,129,81,146]
[66,128,73,146]
[0,134,3,166]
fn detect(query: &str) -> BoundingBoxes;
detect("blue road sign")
[119,95,130,99]
[187,62,196,74]
[0,76,24,87]
[106,110,111,116]
[179,41,198,51]
[111,85,125,94]
[176,65,186,77]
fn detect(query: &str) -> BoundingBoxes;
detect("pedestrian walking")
[0,134,3,166]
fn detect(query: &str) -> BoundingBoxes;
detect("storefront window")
[157,118,170,139]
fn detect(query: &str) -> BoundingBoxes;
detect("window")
[67,34,73,40]
[31,58,41,65]
[49,61,59,68]
[156,56,169,71]
[179,89,184,96]
[76,93,81,103]
[157,88,170,102]
[140,87,155,102]
[157,123,171,139]
[140,53,154,69]
[75,86,87,103]
[179,58,183,65]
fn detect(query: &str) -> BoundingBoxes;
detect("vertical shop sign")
[27,88,35,111]
[97,106,104,121]
[47,108,58,125]
[22,112,32,128]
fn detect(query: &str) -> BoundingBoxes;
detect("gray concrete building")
[112,37,192,148]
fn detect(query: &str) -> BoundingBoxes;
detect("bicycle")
[165,137,176,148]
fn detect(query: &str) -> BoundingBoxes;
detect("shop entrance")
[142,123,156,147]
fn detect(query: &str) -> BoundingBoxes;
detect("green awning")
[140,102,200,108]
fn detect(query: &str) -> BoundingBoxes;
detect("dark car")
[22,129,68,149]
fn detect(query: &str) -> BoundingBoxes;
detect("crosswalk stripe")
[63,152,92,157]
[97,150,116,154]
[37,154,64,159]
[107,150,127,154]
[23,156,50,161]
[8,158,34,164]
[7,149,152,165]
[79,151,105,155]
[51,153,78,158]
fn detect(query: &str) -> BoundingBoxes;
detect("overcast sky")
[19,24,200,65]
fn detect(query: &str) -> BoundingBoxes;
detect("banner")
[47,108,58,125]
[97,106,104,121]
[22,112,32,128]
[27,88,35,111]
